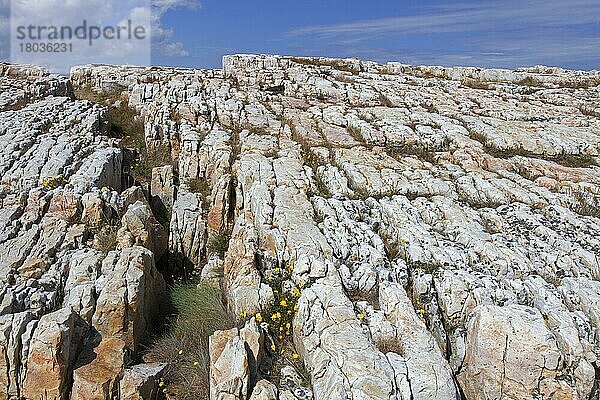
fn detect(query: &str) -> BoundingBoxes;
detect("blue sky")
[153,0,599,70]
[1,0,599,70]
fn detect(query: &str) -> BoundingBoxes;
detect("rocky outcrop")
[209,319,262,400]
[1,54,599,399]
[0,65,166,399]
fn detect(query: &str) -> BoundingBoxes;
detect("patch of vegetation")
[568,190,600,218]
[384,143,439,165]
[92,223,120,254]
[265,84,285,94]
[550,153,596,168]
[379,93,394,107]
[560,78,600,89]
[41,175,69,191]
[186,177,212,213]
[579,105,600,118]
[288,57,359,74]
[243,262,308,385]
[347,124,364,143]
[486,145,596,168]
[187,177,210,195]
[377,338,404,355]
[131,146,174,184]
[459,193,505,210]
[206,231,231,258]
[468,128,596,169]
[461,78,493,90]
[110,102,145,147]
[516,76,544,87]
[75,84,175,185]
[411,261,441,275]
[146,284,235,399]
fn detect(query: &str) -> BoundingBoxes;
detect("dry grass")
[379,93,394,107]
[377,338,404,355]
[579,105,600,118]
[146,284,235,400]
[569,190,600,218]
[516,76,544,87]
[92,223,120,254]
[561,78,600,89]
[288,57,359,74]
[347,124,364,143]
[461,78,493,90]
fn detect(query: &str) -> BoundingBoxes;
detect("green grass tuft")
[146,284,234,399]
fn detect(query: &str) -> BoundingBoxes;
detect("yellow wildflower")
[280,300,288,307]
[358,313,365,319]
[178,349,183,355]
[193,361,199,366]
[159,381,165,387]
[256,313,263,323]
[240,311,247,318]
[271,344,276,351]
[293,353,300,359]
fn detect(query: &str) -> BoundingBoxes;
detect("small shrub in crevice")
[146,284,235,399]
[347,124,364,144]
[251,263,307,385]
[92,223,120,254]
[130,146,174,184]
[377,338,405,355]
[41,175,69,191]
[379,93,394,107]
[206,231,231,258]
[186,177,212,212]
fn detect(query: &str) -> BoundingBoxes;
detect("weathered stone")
[209,329,249,400]
[71,337,128,400]
[458,304,573,400]
[21,308,80,400]
[93,247,165,352]
[120,363,167,400]
[117,201,168,260]
[151,165,175,216]
[249,380,277,400]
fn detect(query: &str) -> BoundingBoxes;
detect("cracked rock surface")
[1,55,599,399]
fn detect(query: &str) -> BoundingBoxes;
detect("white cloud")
[288,0,599,39]
[151,0,200,57]
[285,0,600,68]
[9,0,152,73]
[5,0,200,72]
